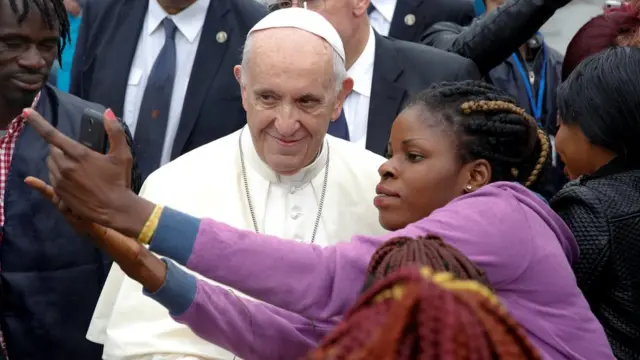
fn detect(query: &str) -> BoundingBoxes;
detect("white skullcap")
[248,7,345,63]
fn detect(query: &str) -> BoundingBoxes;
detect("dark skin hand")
[23,107,167,291]
[24,177,167,292]
[22,107,153,237]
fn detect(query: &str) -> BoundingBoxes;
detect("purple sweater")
[145,182,614,360]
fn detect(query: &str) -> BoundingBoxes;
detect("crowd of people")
[0,0,638,359]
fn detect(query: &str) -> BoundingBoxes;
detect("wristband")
[137,204,164,245]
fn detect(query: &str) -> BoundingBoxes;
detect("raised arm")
[143,184,532,320]
[149,260,338,359]
[423,0,571,74]
[146,207,382,319]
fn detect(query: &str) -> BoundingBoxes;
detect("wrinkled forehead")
[244,29,335,94]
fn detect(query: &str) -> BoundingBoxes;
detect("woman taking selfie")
[24,81,614,359]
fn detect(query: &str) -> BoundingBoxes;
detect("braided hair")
[8,0,71,62]
[407,80,550,191]
[361,236,490,292]
[307,267,542,360]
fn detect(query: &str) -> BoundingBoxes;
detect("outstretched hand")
[24,177,138,260]
[24,177,167,292]
[23,107,152,237]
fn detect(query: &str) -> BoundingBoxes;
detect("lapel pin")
[404,14,416,26]
[216,31,228,43]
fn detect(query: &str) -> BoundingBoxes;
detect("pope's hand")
[24,177,168,292]
[23,108,153,237]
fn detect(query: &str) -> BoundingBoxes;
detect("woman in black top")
[551,47,640,360]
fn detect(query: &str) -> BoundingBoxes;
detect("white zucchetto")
[248,7,346,63]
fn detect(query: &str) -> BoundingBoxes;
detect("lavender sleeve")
[147,207,386,319]
[145,260,337,359]
[147,185,532,322]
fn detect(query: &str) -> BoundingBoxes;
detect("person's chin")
[378,210,407,231]
[266,156,305,175]
[6,89,39,110]
[8,79,43,100]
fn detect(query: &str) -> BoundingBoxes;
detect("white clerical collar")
[241,126,328,185]
[348,26,375,97]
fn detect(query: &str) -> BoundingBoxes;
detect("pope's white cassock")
[86,127,388,359]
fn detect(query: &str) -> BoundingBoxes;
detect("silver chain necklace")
[238,129,330,243]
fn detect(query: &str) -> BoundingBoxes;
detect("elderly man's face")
[234,28,346,175]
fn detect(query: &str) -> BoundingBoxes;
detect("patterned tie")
[134,18,178,181]
[367,2,375,14]
[328,109,350,141]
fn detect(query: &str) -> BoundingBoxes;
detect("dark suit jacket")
[387,0,474,43]
[70,0,266,161]
[366,32,481,155]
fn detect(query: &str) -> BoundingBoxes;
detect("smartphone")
[79,108,108,154]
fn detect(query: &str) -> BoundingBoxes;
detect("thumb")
[103,109,130,161]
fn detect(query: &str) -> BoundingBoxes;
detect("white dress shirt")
[123,0,209,166]
[368,0,397,36]
[343,26,376,148]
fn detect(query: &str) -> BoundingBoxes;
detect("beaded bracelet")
[137,204,164,245]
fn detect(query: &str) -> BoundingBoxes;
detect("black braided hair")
[405,80,550,191]
[8,0,71,63]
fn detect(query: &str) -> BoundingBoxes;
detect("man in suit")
[368,0,475,43]
[70,0,267,180]
[276,0,481,156]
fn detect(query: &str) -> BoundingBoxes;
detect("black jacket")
[365,33,481,155]
[551,157,640,360]
[422,0,570,76]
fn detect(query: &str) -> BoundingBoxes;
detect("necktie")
[367,2,375,15]
[134,18,178,181]
[328,109,350,141]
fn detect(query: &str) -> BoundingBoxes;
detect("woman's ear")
[462,159,491,192]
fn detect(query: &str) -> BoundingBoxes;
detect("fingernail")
[22,108,30,118]
[104,108,116,121]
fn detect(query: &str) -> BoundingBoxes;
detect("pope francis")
[86,8,387,360]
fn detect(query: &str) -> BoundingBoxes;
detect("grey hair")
[240,33,347,93]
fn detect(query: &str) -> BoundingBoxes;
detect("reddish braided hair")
[306,267,542,360]
[363,236,490,292]
[562,9,640,80]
